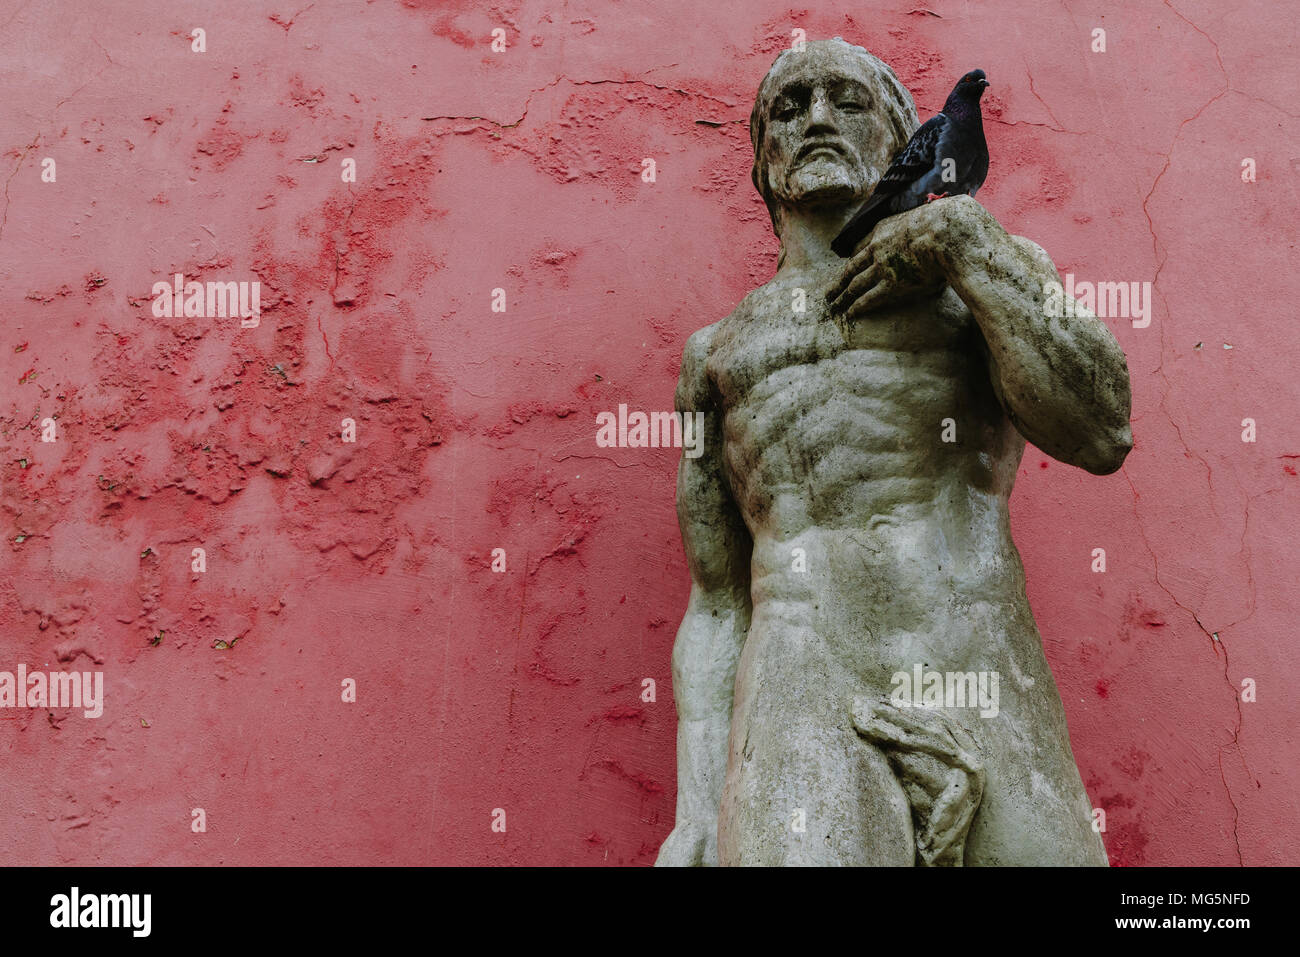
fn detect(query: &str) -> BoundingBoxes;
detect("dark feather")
[830,115,945,256]
[831,69,990,258]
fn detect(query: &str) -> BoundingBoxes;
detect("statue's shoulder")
[678,321,720,410]
[677,295,754,408]
[682,286,768,360]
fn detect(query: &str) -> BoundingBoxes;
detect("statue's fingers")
[841,282,887,321]
[850,243,875,270]
[829,265,880,314]
[827,246,874,302]
[827,272,850,305]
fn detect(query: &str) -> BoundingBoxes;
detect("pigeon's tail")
[831,196,890,258]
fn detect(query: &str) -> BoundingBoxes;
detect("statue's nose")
[807,91,836,128]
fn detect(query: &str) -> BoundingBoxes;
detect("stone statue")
[656,39,1133,866]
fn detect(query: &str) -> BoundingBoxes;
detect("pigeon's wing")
[871,113,946,200]
[966,137,990,196]
[831,114,947,257]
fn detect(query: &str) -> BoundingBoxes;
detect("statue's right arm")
[654,324,753,867]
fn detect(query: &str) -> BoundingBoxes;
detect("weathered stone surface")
[657,39,1132,867]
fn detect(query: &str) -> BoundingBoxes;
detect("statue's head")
[750,38,918,236]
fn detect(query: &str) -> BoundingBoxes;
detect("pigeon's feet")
[925,191,950,202]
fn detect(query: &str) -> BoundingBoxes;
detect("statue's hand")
[827,195,990,320]
[654,818,716,867]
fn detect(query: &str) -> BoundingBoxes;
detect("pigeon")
[831,69,990,258]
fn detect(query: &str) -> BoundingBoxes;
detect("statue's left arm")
[829,195,1134,474]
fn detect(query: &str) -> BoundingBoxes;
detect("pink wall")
[1,0,1296,865]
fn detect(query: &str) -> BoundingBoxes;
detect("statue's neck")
[773,201,861,274]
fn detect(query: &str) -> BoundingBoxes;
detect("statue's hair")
[749,38,919,236]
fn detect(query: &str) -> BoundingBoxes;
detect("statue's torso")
[706,263,1059,712]
[705,264,1106,864]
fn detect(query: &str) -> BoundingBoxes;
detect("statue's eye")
[775,105,799,121]
[837,100,865,112]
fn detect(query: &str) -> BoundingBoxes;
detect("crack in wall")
[0,133,40,245]
[2,38,114,246]
[420,71,737,130]
[1128,0,1249,864]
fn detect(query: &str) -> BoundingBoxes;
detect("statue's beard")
[771,155,878,209]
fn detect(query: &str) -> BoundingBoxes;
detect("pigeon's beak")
[978,79,990,88]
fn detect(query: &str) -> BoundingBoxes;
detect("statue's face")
[758,47,900,208]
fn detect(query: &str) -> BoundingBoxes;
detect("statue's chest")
[708,283,975,409]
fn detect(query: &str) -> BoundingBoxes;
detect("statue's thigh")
[962,757,1109,866]
[717,705,915,866]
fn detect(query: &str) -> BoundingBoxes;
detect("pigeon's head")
[953,69,990,102]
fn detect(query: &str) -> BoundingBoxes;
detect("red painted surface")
[1,1,1296,865]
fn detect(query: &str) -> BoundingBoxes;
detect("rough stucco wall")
[0,0,1295,865]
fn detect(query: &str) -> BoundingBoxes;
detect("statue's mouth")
[795,140,850,164]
